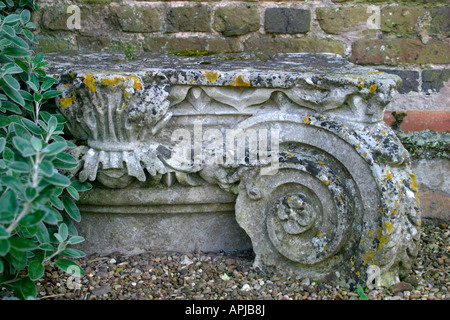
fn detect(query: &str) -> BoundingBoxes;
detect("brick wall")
[33,0,449,132]
[34,0,449,221]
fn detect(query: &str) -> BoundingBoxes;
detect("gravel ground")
[30,223,449,301]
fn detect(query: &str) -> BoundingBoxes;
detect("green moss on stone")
[36,36,71,52]
[243,35,344,59]
[214,6,260,36]
[168,50,219,57]
[316,7,369,34]
[111,5,161,33]
[381,6,424,35]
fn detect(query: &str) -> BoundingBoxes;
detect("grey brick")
[429,6,450,36]
[376,69,420,94]
[264,8,310,34]
[214,6,260,37]
[422,69,450,93]
[166,5,211,33]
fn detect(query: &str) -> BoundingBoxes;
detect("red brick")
[351,38,450,65]
[384,110,450,132]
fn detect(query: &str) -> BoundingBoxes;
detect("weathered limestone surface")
[413,159,450,224]
[45,52,421,288]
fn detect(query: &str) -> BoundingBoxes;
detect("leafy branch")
[0,0,90,300]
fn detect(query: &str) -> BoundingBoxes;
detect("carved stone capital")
[46,52,419,287]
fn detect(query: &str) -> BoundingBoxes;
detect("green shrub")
[390,112,449,160]
[397,130,449,160]
[0,0,91,299]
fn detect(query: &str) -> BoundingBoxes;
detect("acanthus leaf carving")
[56,73,173,187]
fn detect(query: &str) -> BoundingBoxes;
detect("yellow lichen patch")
[323,245,328,252]
[386,170,392,180]
[129,75,141,89]
[363,250,376,266]
[382,222,393,233]
[100,77,123,86]
[377,234,389,250]
[190,78,194,84]
[318,161,328,168]
[304,116,311,124]
[58,96,76,108]
[287,196,291,201]
[323,179,330,186]
[205,71,218,82]
[100,75,142,90]
[369,84,377,93]
[376,223,392,248]
[70,72,75,79]
[235,74,251,86]
[84,74,96,92]
[410,173,418,191]
[363,221,394,266]
[63,83,70,88]
[316,231,322,237]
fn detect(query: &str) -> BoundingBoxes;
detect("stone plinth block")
[45,51,420,288]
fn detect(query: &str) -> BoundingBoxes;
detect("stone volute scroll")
[45,51,421,288]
